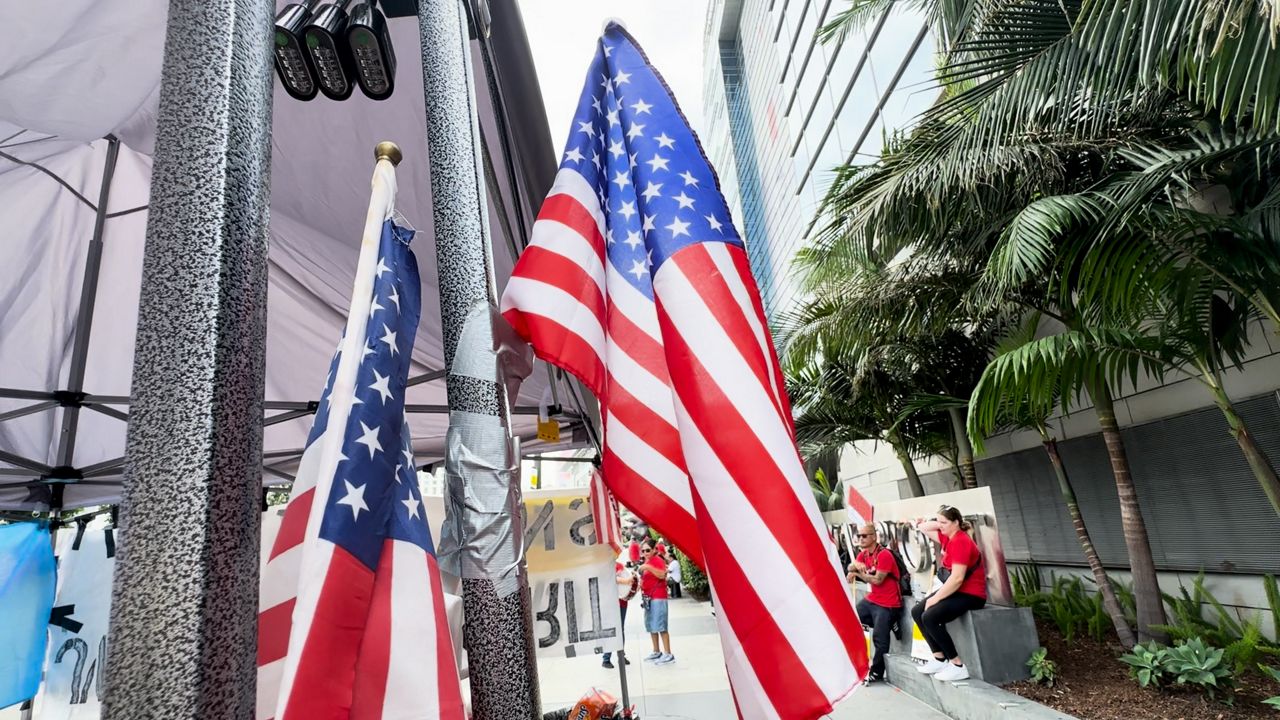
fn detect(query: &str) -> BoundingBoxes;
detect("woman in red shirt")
[910,505,987,682]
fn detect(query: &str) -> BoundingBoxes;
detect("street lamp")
[347,1,397,101]
[304,1,358,100]
[273,1,319,101]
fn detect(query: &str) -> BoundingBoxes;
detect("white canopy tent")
[0,0,597,512]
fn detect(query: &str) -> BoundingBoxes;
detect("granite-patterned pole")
[418,1,541,717]
[102,0,274,717]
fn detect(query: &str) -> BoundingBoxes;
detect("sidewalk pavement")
[537,596,947,719]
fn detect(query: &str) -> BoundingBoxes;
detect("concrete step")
[887,655,1079,720]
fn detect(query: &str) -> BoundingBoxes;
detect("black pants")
[668,579,682,598]
[603,602,627,662]
[856,598,898,678]
[910,592,985,661]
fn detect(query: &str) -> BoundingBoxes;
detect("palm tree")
[814,0,1280,644]
[967,317,1139,647]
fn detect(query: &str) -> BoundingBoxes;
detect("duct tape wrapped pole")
[418,0,541,717]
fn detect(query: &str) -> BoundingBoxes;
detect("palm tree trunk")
[948,407,979,489]
[890,438,926,497]
[1041,432,1137,648]
[1207,384,1280,516]
[1089,381,1169,644]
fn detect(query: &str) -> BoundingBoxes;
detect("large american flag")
[257,171,464,720]
[500,24,868,719]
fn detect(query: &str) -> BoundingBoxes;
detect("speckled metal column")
[418,1,541,717]
[102,0,274,717]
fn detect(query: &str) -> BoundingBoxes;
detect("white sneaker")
[917,658,949,674]
[643,651,663,662]
[934,663,970,682]
[654,653,675,665]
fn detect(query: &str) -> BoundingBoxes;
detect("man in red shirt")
[847,523,900,683]
[638,539,674,665]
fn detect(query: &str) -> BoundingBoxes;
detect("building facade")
[702,0,936,319]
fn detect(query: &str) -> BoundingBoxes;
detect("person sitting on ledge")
[911,504,987,682]
[847,522,901,684]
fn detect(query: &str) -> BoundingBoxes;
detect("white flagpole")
[270,143,401,717]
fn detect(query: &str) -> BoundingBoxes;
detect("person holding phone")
[910,505,986,681]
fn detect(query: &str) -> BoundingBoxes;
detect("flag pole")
[417,1,541,718]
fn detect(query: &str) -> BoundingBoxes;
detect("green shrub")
[1010,564,1041,604]
[675,549,710,601]
[1222,620,1280,676]
[1258,665,1280,709]
[1026,647,1058,687]
[1120,641,1171,688]
[1163,637,1233,700]
[1155,573,1280,678]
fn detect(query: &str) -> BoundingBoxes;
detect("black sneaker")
[602,658,615,669]
[624,657,631,665]
[864,672,885,685]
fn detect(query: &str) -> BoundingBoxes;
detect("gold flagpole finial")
[375,141,402,167]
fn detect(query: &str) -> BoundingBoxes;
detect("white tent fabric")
[0,1,593,510]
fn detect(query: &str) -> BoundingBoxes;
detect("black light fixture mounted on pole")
[304,0,358,100]
[273,1,320,101]
[347,1,397,100]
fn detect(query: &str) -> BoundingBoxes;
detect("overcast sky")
[517,0,711,153]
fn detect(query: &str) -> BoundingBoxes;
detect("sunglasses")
[855,532,875,538]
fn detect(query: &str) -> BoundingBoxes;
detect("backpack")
[884,547,913,599]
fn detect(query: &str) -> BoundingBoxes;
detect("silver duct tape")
[438,411,525,597]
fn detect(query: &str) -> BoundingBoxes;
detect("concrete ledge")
[887,655,1078,720]
[894,600,1040,684]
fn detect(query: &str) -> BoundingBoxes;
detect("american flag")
[589,467,623,555]
[257,165,464,720]
[500,25,868,719]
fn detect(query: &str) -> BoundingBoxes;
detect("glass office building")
[702,0,938,320]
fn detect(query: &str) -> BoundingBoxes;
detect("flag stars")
[679,170,700,187]
[368,369,394,404]
[336,480,369,521]
[624,229,643,250]
[646,155,670,172]
[617,200,637,221]
[388,286,401,313]
[564,147,585,163]
[355,420,384,458]
[368,296,384,319]
[577,120,596,137]
[655,133,675,150]
[666,216,692,239]
[599,74,613,93]
[606,108,620,127]
[614,69,632,86]
[628,259,649,280]
[402,495,422,520]
[603,44,614,57]
[608,139,625,159]
[376,257,391,277]
[591,96,603,115]
[606,228,617,246]
[591,149,601,169]
[643,214,656,233]
[641,182,663,201]
[379,324,398,356]
[612,170,632,190]
[626,123,645,140]
[631,98,653,115]
[674,192,696,210]
[706,214,725,233]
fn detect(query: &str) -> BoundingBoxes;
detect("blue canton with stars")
[558,24,744,301]
[307,220,436,570]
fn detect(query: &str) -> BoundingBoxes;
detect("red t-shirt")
[640,555,668,599]
[628,541,641,564]
[856,547,901,608]
[940,531,987,599]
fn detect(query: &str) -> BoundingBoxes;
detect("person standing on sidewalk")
[848,523,901,683]
[603,558,638,669]
[638,539,674,665]
[665,550,683,598]
[911,505,987,682]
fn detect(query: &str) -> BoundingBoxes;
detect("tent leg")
[51,135,121,513]
[419,1,541,717]
[103,0,274,717]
